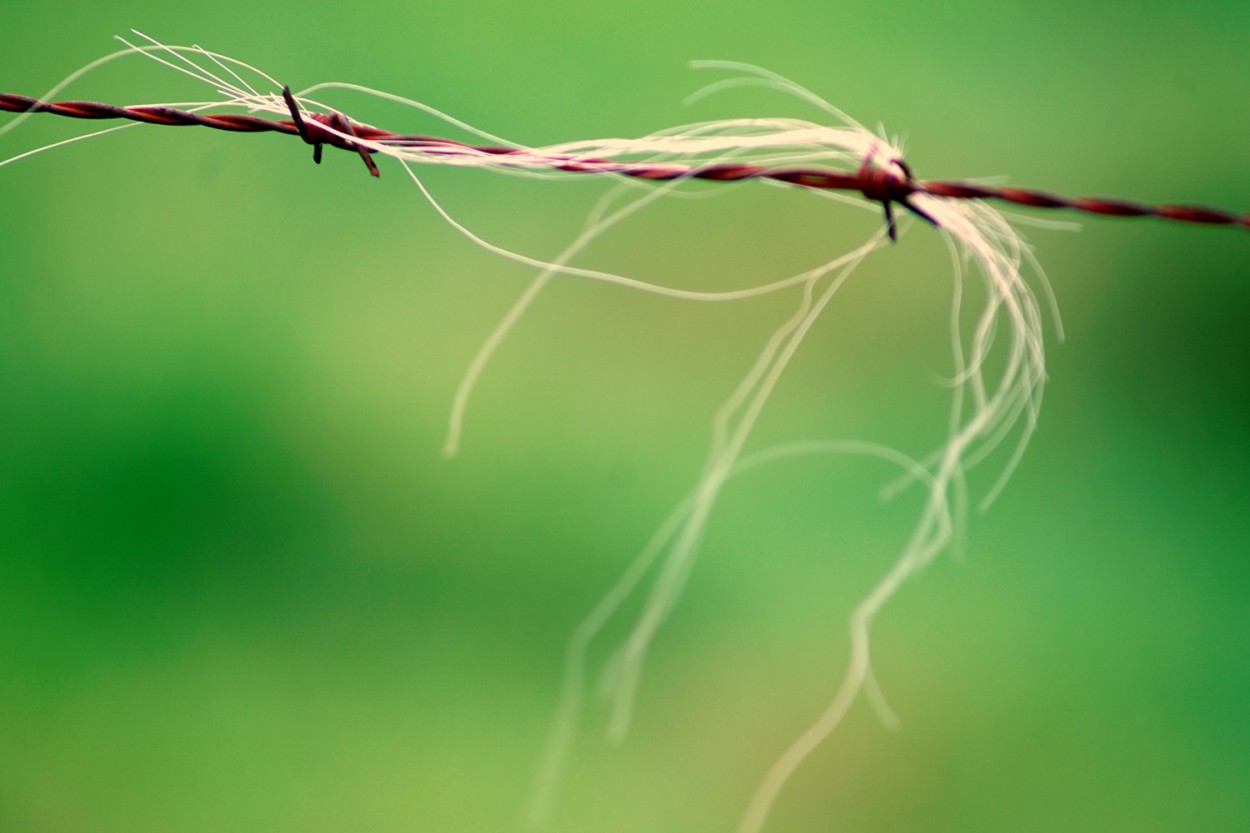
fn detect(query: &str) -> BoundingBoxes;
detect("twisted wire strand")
[3,92,1247,230]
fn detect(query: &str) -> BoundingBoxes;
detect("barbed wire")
[3,89,1247,239]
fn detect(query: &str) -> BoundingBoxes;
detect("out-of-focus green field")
[2,3,1247,832]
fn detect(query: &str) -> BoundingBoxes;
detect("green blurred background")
[2,2,1248,831]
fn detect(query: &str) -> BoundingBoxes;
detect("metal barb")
[855,155,941,242]
[281,85,379,177]
[899,196,940,229]
[323,110,380,178]
[280,86,312,145]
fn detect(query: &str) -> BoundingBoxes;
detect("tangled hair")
[3,33,1060,833]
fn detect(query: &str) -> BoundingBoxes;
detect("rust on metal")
[3,91,1247,233]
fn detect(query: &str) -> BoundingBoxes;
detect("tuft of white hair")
[2,35,1055,833]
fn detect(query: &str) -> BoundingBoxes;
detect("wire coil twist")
[3,91,1247,232]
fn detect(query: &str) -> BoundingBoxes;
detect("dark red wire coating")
[3,92,1247,230]
[0,93,301,135]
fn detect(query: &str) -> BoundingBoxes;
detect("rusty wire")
[3,90,1247,236]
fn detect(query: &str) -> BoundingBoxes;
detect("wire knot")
[282,86,380,177]
[857,154,938,241]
